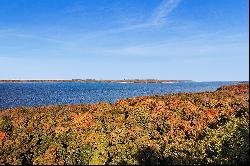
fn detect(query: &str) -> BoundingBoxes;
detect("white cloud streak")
[73,0,182,39]
[119,0,182,30]
[0,31,64,43]
[150,0,181,26]
[0,0,182,46]
[101,32,248,58]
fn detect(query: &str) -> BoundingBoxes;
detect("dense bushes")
[0,84,249,165]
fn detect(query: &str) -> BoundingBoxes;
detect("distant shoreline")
[0,79,194,83]
[0,79,246,83]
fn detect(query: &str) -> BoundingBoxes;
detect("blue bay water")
[0,81,239,110]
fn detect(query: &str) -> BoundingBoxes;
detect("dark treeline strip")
[0,79,192,83]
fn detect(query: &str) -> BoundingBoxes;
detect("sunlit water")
[0,81,239,110]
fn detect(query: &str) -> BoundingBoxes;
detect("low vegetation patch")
[0,84,249,165]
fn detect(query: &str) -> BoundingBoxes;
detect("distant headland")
[0,79,194,83]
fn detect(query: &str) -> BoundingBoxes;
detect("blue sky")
[0,0,249,81]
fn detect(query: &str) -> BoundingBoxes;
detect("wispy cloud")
[0,1,182,45]
[68,0,182,41]
[101,32,248,58]
[149,0,181,26]
[108,0,182,31]
[0,31,64,44]
[120,0,182,30]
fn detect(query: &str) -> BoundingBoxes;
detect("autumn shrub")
[0,84,249,165]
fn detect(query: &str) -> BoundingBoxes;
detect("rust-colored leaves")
[0,83,249,165]
[0,131,6,141]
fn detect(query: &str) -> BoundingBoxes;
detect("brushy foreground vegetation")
[0,84,249,165]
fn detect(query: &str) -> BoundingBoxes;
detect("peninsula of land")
[0,79,193,83]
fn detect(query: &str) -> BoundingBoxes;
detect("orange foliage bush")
[0,83,249,165]
[0,131,5,141]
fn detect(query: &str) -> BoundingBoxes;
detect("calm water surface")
[0,81,239,110]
